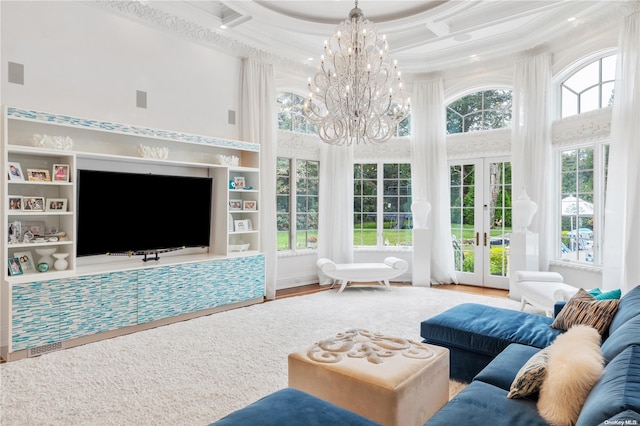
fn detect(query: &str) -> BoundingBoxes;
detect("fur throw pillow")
[537,325,604,426]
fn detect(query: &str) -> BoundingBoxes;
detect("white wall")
[1,1,242,139]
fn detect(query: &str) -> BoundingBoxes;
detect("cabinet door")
[137,266,171,324]
[58,275,102,341]
[101,270,138,331]
[11,280,60,351]
[169,263,201,315]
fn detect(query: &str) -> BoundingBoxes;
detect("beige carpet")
[1,286,529,425]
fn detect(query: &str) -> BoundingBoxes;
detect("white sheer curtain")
[603,9,640,293]
[241,58,278,299]
[511,52,554,271]
[411,78,457,284]
[317,144,354,284]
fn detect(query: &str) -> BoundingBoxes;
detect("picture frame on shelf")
[23,197,45,211]
[27,169,51,182]
[234,219,252,232]
[53,164,70,182]
[8,257,23,276]
[24,221,46,238]
[8,221,22,244]
[233,176,246,189]
[229,199,243,211]
[243,200,257,211]
[8,162,24,181]
[9,196,22,210]
[46,198,68,211]
[13,251,36,274]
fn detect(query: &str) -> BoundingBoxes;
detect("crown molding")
[92,0,309,72]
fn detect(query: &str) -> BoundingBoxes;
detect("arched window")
[555,54,616,265]
[560,54,616,118]
[446,90,512,134]
[277,92,316,134]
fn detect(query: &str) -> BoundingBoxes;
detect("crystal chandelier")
[303,0,411,146]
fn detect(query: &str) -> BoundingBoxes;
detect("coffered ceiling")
[137,1,622,74]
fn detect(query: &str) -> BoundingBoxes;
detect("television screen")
[77,169,213,257]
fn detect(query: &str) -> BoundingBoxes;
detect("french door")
[449,157,512,288]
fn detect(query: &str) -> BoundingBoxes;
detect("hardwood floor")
[274,282,509,299]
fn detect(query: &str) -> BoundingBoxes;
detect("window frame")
[353,162,413,249]
[276,156,319,252]
[555,140,608,266]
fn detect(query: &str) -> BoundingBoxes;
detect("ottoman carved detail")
[307,329,435,364]
[289,330,450,426]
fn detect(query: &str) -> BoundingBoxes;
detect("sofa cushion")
[576,345,640,426]
[537,325,603,426]
[601,314,640,363]
[551,289,619,335]
[210,388,380,426]
[474,343,540,392]
[424,380,549,426]
[609,285,640,334]
[421,303,561,357]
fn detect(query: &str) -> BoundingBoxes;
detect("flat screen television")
[76,169,213,258]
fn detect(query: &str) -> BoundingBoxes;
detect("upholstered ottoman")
[288,329,449,426]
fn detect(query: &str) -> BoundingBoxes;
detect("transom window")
[560,54,616,118]
[354,163,412,247]
[277,157,319,251]
[446,90,512,134]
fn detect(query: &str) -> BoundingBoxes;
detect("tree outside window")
[277,157,319,251]
[446,90,512,134]
[354,163,412,247]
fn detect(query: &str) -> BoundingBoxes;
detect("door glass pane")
[450,164,475,272]
[354,164,377,246]
[488,161,511,277]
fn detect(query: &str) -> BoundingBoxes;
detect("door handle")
[475,232,479,246]
[484,233,488,246]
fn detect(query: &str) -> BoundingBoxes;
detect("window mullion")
[377,162,384,247]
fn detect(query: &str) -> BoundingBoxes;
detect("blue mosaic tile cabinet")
[11,255,265,352]
[2,106,264,359]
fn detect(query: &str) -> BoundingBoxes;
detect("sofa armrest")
[383,257,408,270]
[316,258,337,273]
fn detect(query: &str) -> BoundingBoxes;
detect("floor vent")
[28,341,63,357]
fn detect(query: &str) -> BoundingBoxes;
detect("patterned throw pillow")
[507,347,551,399]
[551,288,620,335]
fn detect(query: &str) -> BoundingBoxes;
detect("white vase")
[512,189,538,233]
[35,247,57,268]
[53,253,70,271]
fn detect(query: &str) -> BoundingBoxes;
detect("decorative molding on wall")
[353,138,412,162]
[446,128,511,158]
[550,260,603,274]
[277,130,322,159]
[277,108,612,161]
[92,0,311,73]
[551,107,612,147]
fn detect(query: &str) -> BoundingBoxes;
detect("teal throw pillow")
[588,288,621,300]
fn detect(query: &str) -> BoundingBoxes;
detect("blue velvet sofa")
[211,285,640,426]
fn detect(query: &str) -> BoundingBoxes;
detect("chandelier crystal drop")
[303,0,411,146]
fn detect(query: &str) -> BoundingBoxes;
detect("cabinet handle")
[475,232,479,246]
[484,233,488,246]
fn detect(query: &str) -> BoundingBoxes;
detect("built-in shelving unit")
[1,106,265,361]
